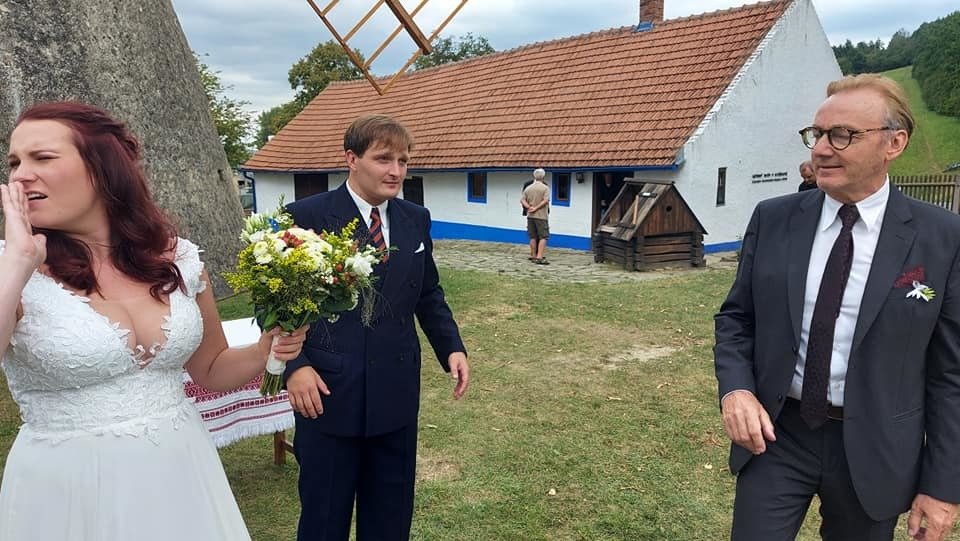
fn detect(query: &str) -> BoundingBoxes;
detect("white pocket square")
[414,242,425,254]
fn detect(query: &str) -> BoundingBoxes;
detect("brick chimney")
[639,0,664,24]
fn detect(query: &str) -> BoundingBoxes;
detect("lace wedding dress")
[0,239,251,540]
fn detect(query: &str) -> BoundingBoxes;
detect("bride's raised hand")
[1,182,46,273]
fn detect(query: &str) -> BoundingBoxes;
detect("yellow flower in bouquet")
[224,201,385,395]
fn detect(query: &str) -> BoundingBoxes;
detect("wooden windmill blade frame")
[304,0,470,95]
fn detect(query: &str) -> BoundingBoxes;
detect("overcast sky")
[170,0,958,116]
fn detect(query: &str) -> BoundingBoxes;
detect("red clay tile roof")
[245,0,793,172]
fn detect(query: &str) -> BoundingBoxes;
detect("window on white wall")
[716,167,727,206]
[552,173,571,207]
[467,172,487,203]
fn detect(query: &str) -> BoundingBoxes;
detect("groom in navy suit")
[715,74,960,540]
[283,114,470,541]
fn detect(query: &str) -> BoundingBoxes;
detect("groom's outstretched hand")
[448,352,470,399]
[287,366,330,419]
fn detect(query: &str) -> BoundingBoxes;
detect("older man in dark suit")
[715,74,960,540]
[283,114,469,541]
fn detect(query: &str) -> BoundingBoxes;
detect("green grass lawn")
[1,267,956,539]
[885,65,960,175]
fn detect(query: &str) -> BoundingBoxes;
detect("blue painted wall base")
[431,221,591,250]
[430,221,741,254]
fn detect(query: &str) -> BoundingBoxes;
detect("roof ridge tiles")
[322,0,792,91]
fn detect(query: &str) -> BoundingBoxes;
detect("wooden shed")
[593,179,707,270]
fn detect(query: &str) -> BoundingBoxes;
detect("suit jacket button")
[777,394,784,402]
[409,280,417,288]
[792,346,799,354]
[368,358,375,365]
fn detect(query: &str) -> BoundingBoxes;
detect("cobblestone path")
[432,240,738,284]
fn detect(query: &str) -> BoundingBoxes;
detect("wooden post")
[384,0,433,54]
[634,235,644,270]
[952,175,960,214]
[273,431,294,465]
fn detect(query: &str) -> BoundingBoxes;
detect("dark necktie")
[800,203,860,429]
[369,207,388,259]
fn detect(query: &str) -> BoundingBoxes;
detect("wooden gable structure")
[594,179,706,270]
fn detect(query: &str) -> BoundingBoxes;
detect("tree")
[912,11,960,117]
[884,29,916,69]
[196,54,252,168]
[412,33,494,70]
[254,41,362,147]
[254,101,301,148]
[288,41,363,109]
[831,35,913,75]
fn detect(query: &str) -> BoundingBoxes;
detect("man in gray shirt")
[521,168,550,265]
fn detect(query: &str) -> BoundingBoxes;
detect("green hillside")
[884,66,960,175]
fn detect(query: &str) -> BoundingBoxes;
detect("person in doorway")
[798,160,818,191]
[599,173,619,215]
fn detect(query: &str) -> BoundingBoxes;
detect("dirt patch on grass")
[532,320,675,369]
[416,453,461,483]
[470,302,528,324]
[598,345,677,369]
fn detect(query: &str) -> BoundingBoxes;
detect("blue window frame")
[552,173,571,207]
[467,172,487,203]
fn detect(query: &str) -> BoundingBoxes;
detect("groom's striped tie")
[369,207,388,260]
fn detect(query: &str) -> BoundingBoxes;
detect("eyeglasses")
[798,126,894,150]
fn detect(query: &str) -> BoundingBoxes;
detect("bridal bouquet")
[224,201,385,395]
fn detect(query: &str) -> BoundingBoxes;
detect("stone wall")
[0,0,244,296]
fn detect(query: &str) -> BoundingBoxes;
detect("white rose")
[252,242,273,264]
[346,254,373,276]
[305,240,331,259]
[312,238,333,254]
[307,251,325,269]
[289,227,320,243]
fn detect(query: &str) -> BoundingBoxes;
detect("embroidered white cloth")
[183,318,295,448]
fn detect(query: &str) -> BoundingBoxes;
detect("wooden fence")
[891,174,960,212]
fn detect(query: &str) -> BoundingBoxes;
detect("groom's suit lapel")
[380,200,414,297]
[328,183,363,231]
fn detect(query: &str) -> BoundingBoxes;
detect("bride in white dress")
[0,102,307,540]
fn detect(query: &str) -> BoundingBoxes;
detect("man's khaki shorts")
[527,218,549,240]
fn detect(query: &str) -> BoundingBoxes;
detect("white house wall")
[250,171,290,213]
[251,172,347,213]
[676,0,842,249]
[420,171,597,250]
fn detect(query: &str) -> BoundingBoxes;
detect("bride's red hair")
[15,102,184,300]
